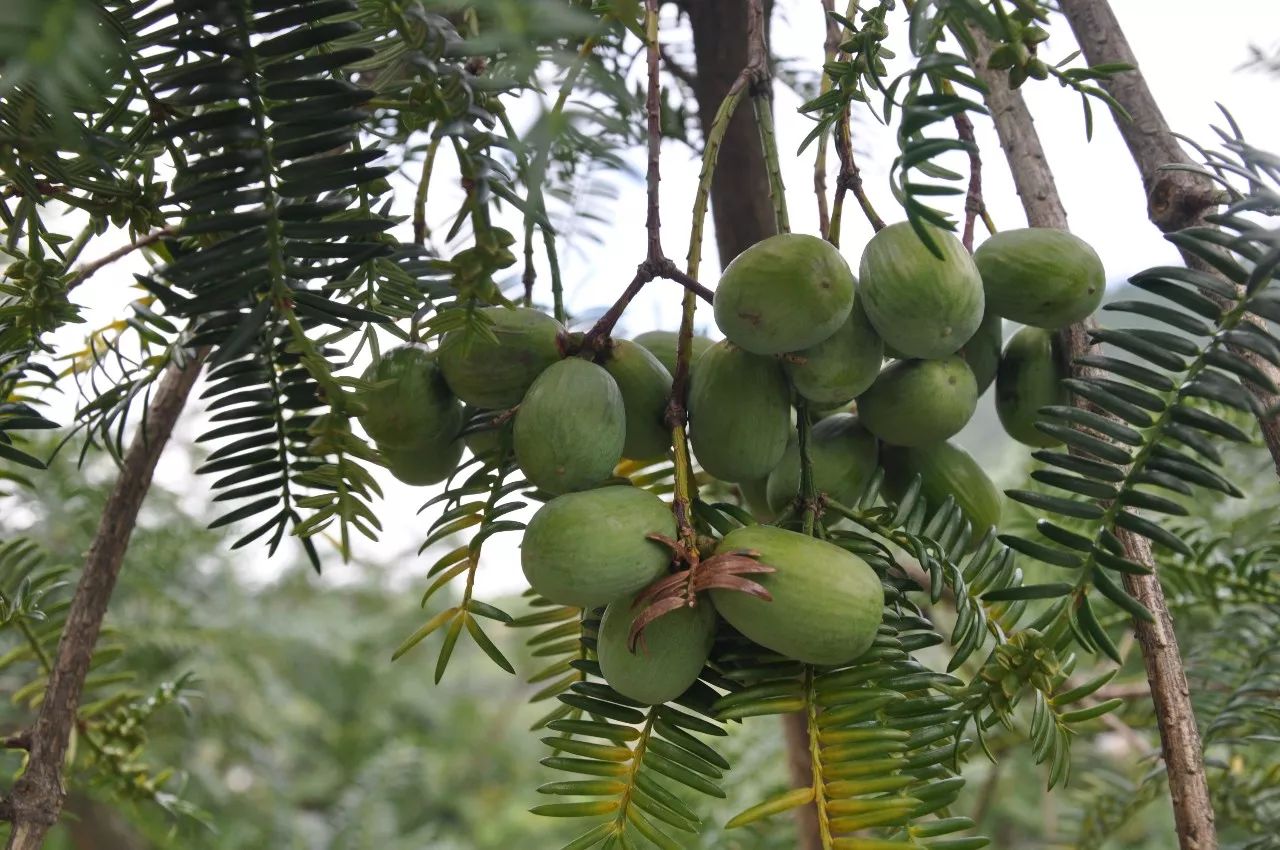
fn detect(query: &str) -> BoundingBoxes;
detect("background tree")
[1,1,1278,850]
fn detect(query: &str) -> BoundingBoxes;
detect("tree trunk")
[685,4,822,848]
[965,27,1217,850]
[3,355,205,850]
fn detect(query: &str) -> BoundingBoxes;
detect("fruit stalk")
[964,22,1215,850]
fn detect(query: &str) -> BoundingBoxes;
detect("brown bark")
[685,4,819,848]
[687,0,778,265]
[1058,0,1280,478]
[966,26,1217,850]
[2,355,205,850]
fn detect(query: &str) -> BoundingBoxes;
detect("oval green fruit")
[784,295,883,406]
[710,525,883,665]
[960,309,1002,395]
[603,339,673,461]
[766,413,878,513]
[688,341,791,482]
[358,344,464,448]
[714,233,857,355]
[857,356,978,447]
[514,358,625,494]
[995,326,1069,447]
[521,486,677,609]
[438,307,565,409]
[883,441,1002,546]
[859,222,985,359]
[381,438,464,487]
[974,227,1104,328]
[598,592,716,705]
[632,331,713,378]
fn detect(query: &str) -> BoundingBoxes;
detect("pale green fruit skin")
[598,592,716,705]
[960,310,1002,395]
[439,307,565,409]
[604,339,673,461]
[784,295,884,406]
[859,222,985,359]
[358,344,464,448]
[688,341,791,483]
[766,414,878,513]
[514,358,625,494]
[633,331,713,377]
[857,356,978,447]
[996,326,1070,447]
[710,526,884,666]
[714,234,857,355]
[975,227,1105,329]
[521,486,677,609]
[883,441,1002,546]
[381,439,464,486]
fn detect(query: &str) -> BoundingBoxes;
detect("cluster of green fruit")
[356,222,1103,706]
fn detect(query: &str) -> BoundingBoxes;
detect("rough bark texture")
[1058,0,1280,479]
[3,355,205,850]
[967,25,1217,850]
[687,0,778,266]
[685,4,820,848]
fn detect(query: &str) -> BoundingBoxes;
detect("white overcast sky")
[16,1,1280,599]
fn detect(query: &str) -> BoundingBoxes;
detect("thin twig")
[813,0,839,235]
[952,109,986,251]
[965,22,1216,850]
[1,732,31,752]
[643,0,664,263]
[1,353,206,847]
[65,227,176,293]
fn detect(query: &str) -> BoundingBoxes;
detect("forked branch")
[1058,0,1280,480]
[965,24,1216,850]
[1,352,206,850]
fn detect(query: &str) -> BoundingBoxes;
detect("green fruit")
[737,477,775,522]
[883,441,1002,546]
[688,341,791,482]
[974,227,1105,328]
[597,592,716,704]
[439,307,565,409]
[358,344,464,448]
[857,356,978,447]
[859,222,985,359]
[714,233,857,355]
[521,486,677,608]
[633,331,713,378]
[380,438,464,487]
[784,295,883,405]
[996,326,1069,447]
[710,525,883,665]
[765,414,878,513]
[960,310,1002,395]
[514,358,625,494]
[603,339,673,461]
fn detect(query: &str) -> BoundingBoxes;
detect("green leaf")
[981,583,1073,601]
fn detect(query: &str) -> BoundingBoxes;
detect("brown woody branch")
[952,110,985,252]
[1,353,205,848]
[65,227,176,293]
[965,25,1216,850]
[1058,0,1280,480]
